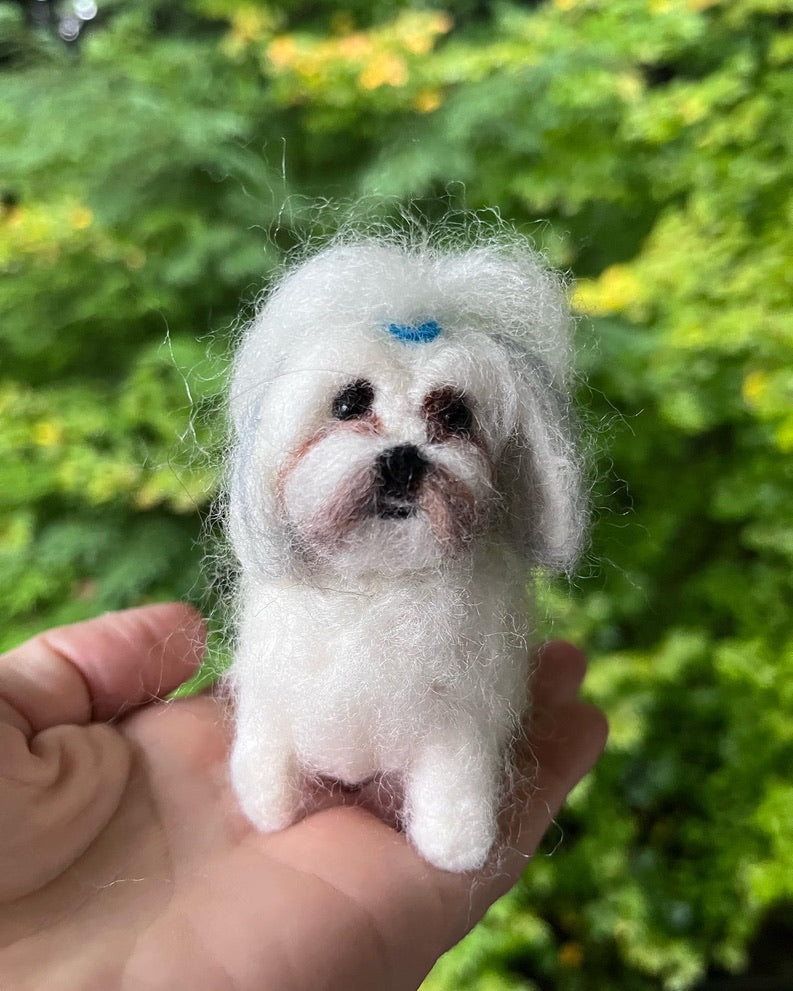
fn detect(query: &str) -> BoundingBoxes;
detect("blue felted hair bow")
[385,319,443,344]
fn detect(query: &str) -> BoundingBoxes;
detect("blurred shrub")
[1,0,791,986]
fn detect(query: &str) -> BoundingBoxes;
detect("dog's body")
[232,545,529,870]
[227,237,583,871]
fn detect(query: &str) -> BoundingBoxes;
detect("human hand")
[0,604,607,991]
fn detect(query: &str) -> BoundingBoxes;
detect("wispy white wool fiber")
[226,231,584,872]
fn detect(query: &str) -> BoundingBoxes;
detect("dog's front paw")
[408,805,496,872]
[229,742,301,833]
[405,742,500,872]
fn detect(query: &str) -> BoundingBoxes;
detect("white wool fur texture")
[226,231,584,872]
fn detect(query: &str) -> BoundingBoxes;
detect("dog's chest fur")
[232,544,531,783]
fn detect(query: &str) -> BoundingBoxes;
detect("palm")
[0,605,606,991]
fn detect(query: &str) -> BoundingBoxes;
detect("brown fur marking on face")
[422,386,494,461]
[423,386,475,444]
[417,465,490,551]
[274,417,381,512]
[288,461,378,560]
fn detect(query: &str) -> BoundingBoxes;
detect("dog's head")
[228,239,584,579]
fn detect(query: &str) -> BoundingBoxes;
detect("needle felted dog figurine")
[226,235,583,872]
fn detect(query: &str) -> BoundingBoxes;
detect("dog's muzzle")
[373,444,429,519]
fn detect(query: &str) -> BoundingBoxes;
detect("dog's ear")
[227,396,275,571]
[498,343,585,573]
[229,307,279,434]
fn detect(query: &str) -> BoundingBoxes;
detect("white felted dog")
[226,234,583,872]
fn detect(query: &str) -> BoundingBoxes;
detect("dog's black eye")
[332,379,375,420]
[424,387,474,441]
[441,397,474,434]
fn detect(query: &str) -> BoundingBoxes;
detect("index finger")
[0,603,206,736]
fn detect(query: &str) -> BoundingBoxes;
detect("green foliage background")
[2,0,792,986]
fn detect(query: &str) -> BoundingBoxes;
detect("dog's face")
[269,331,517,573]
[229,241,583,579]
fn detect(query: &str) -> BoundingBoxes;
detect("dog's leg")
[404,726,501,872]
[229,710,301,833]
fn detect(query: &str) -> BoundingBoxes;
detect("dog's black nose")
[374,444,429,501]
